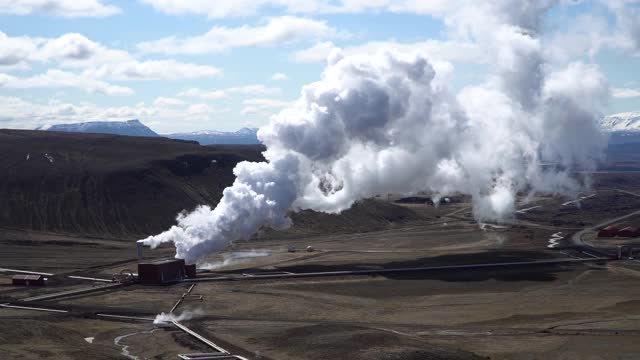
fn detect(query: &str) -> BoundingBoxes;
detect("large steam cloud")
[142,0,609,264]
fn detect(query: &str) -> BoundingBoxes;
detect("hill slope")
[0,130,421,240]
[0,129,263,239]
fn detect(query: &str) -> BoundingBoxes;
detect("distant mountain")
[35,119,260,145]
[601,112,640,145]
[38,119,159,137]
[166,127,260,145]
[601,111,640,132]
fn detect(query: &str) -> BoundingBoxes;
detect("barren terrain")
[2,132,640,359]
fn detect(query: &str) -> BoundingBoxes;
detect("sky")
[0,0,639,134]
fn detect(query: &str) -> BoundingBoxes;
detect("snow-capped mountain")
[601,112,640,132]
[166,128,260,145]
[35,119,260,145]
[601,112,640,145]
[38,119,159,137]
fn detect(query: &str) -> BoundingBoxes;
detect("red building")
[598,225,620,238]
[185,264,197,278]
[12,274,46,286]
[617,226,640,238]
[138,258,197,284]
[138,258,186,284]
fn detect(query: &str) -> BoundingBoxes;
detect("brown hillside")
[0,129,264,239]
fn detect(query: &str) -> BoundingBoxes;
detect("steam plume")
[142,0,608,263]
[153,310,200,325]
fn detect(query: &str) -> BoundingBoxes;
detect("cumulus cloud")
[271,72,288,81]
[85,60,221,80]
[37,33,104,62]
[141,0,610,264]
[293,39,487,65]
[137,0,457,18]
[137,16,339,55]
[291,41,336,63]
[153,97,185,107]
[0,96,155,129]
[179,85,282,100]
[0,31,220,81]
[0,95,229,133]
[241,98,292,116]
[0,0,120,17]
[0,31,38,68]
[612,87,640,98]
[0,69,133,95]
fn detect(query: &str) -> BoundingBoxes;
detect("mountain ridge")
[601,111,640,132]
[165,127,260,145]
[37,119,261,145]
[37,119,160,137]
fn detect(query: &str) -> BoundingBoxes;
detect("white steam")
[199,250,271,270]
[142,0,609,264]
[153,310,200,325]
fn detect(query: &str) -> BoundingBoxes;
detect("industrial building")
[185,264,197,278]
[598,225,620,238]
[138,258,197,284]
[12,274,46,286]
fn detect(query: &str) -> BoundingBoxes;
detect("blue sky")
[0,0,639,133]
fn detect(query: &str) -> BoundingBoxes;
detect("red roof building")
[12,274,46,286]
[138,258,197,284]
[617,226,640,238]
[138,258,186,284]
[598,225,620,238]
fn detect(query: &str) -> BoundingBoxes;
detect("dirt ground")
[3,172,640,359]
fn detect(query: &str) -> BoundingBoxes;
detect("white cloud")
[179,88,227,100]
[0,31,38,67]
[37,33,102,61]
[179,85,282,100]
[0,96,154,129]
[613,87,640,98]
[137,16,339,55]
[291,41,336,63]
[86,60,221,80]
[241,98,292,116]
[137,0,456,18]
[243,98,291,107]
[0,69,133,95]
[271,72,288,81]
[0,0,120,17]
[187,103,212,115]
[0,95,230,133]
[0,31,222,82]
[0,31,129,69]
[184,103,228,122]
[153,97,185,107]
[292,39,487,65]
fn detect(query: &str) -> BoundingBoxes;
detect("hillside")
[0,129,263,239]
[0,130,422,241]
